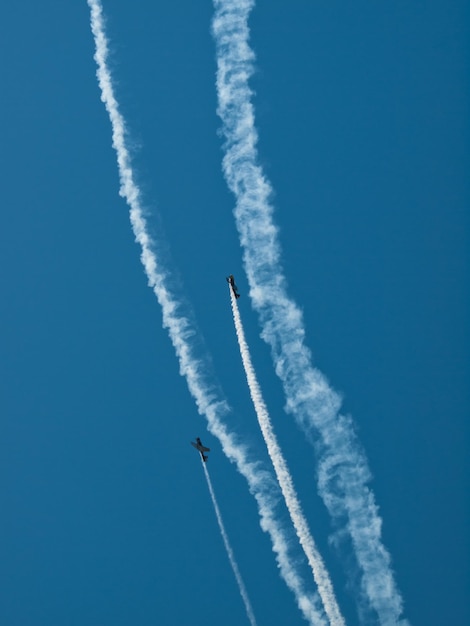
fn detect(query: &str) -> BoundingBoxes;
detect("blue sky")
[1,1,468,625]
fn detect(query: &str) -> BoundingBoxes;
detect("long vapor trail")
[230,287,345,626]
[87,1,327,623]
[203,463,258,626]
[213,1,408,624]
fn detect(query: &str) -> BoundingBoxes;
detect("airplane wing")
[201,446,210,452]
[190,442,198,449]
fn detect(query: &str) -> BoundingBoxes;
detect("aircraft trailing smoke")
[229,285,345,626]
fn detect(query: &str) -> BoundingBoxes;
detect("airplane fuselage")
[191,438,210,462]
[226,275,241,299]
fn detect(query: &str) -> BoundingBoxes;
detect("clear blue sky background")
[0,1,468,625]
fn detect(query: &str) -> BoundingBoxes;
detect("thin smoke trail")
[212,1,408,624]
[230,287,345,626]
[87,1,326,623]
[203,463,258,626]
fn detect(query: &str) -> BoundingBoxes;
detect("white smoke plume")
[213,1,409,623]
[230,287,345,626]
[87,1,327,623]
[203,463,258,626]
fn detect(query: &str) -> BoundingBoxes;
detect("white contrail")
[213,1,408,624]
[87,1,326,623]
[230,287,345,626]
[203,463,258,626]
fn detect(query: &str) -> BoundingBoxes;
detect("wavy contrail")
[203,463,258,626]
[212,1,408,623]
[230,287,344,626]
[87,1,326,623]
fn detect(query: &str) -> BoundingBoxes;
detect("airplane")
[191,437,210,462]
[226,274,241,299]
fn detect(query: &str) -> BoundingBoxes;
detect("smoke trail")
[87,1,326,623]
[212,1,408,624]
[203,463,258,626]
[230,287,345,626]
